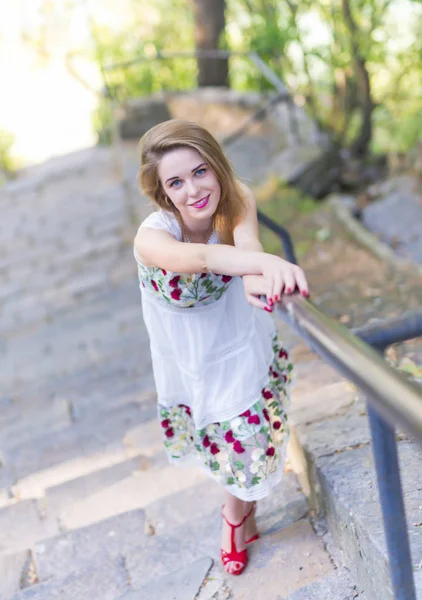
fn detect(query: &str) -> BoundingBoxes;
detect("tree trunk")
[341,0,374,157]
[192,0,228,87]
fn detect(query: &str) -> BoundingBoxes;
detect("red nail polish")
[264,306,272,313]
[268,298,273,306]
[275,295,279,302]
[286,288,292,294]
[301,290,309,297]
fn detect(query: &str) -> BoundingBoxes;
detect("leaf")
[227,476,235,485]
[211,461,220,471]
[251,476,261,485]
[234,461,245,470]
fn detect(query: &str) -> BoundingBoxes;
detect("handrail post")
[367,404,417,599]
[367,341,417,600]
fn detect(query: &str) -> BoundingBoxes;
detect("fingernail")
[264,306,273,313]
[275,295,279,302]
[286,288,292,294]
[301,290,309,298]
[268,298,273,306]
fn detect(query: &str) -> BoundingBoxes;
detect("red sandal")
[245,502,260,545]
[220,507,249,576]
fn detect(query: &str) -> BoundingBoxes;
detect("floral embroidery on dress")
[159,334,293,495]
[138,264,232,308]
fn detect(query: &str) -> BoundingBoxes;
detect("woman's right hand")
[260,254,309,304]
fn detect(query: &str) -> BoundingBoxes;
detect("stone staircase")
[3,138,416,598]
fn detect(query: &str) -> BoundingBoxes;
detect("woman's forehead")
[158,147,205,180]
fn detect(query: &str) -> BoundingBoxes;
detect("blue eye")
[170,179,182,188]
[195,168,206,176]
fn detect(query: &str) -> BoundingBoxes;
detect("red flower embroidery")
[262,389,273,399]
[210,443,220,455]
[165,427,174,438]
[266,447,275,457]
[279,349,288,359]
[240,410,251,418]
[200,273,207,278]
[233,440,245,454]
[221,275,232,283]
[161,419,171,428]
[283,374,288,382]
[263,408,270,422]
[185,406,192,416]
[248,414,261,425]
[151,280,158,291]
[161,269,167,275]
[271,369,279,378]
[273,421,282,430]
[171,288,182,300]
[203,435,211,448]
[224,430,235,443]
[169,275,180,288]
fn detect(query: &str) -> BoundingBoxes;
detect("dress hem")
[168,436,290,501]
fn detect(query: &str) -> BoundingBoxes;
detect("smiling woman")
[133,119,309,576]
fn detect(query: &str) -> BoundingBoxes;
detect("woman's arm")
[134,227,268,276]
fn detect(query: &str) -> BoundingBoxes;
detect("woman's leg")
[243,500,259,542]
[221,490,246,553]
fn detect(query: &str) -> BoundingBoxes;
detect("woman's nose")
[186,178,199,197]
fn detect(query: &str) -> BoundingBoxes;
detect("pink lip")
[191,195,209,209]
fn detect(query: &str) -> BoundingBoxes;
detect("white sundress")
[133,209,293,501]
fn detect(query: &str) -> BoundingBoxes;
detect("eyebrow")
[165,163,207,184]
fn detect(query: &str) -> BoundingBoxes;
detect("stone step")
[0,371,155,451]
[309,440,422,600]
[130,515,334,598]
[4,397,158,488]
[144,471,307,538]
[56,457,209,532]
[121,557,213,600]
[285,567,363,599]
[0,499,58,555]
[0,549,31,600]
[3,418,161,508]
[10,557,129,600]
[34,509,145,584]
[28,468,332,595]
[45,451,168,521]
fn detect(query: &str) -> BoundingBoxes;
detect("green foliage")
[227,0,422,154]
[91,0,196,143]
[87,0,422,154]
[257,179,317,256]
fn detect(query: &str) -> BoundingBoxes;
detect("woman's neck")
[183,220,214,244]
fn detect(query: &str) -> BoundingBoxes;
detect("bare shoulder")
[134,226,178,267]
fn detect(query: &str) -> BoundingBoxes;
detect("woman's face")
[158,147,221,228]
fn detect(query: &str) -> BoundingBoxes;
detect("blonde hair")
[138,119,247,245]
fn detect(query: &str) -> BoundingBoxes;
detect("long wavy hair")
[138,119,247,245]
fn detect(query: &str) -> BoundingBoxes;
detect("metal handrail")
[277,295,422,440]
[275,294,422,600]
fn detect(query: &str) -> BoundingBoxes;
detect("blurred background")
[1,0,421,173]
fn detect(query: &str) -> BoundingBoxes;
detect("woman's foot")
[220,504,248,575]
[244,502,259,544]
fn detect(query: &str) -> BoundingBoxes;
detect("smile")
[190,195,209,209]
